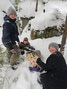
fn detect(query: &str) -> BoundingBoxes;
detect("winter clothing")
[48,42,59,50]
[36,51,67,89]
[29,66,40,72]
[9,45,21,65]
[2,15,19,50]
[7,7,17,16]
[6,45,21,65]
[19,42,35,51]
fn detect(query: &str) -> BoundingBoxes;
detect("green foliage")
[0,47,4,65]
[0,46,8,65]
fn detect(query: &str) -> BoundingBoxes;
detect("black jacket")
[2,15,19,50]
[37,51,67,78]
[37,52,67,89]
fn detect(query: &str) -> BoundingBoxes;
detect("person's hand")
[30,61,37,67]
[18,41,21,45]
[10,49,16,54]
[28,56,32,61]
[10,49,14,52]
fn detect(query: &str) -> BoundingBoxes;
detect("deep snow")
[0,0,67,89]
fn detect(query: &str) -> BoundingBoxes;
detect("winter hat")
[7,7,17,16]
[32,50,42,58]
[24,37,28,41]
[48,42,59,50]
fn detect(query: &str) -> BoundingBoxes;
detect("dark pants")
[40,73,67,89]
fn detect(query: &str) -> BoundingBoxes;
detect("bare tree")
[35,0,38,12]
[60,16,67,54]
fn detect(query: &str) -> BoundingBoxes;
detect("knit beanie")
[48,42,59,50]
[7,7,17,16]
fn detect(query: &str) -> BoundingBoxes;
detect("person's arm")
[14,23,20,43]
[29,46,35,50]
[27,42,35,50]
[36,58,46,70]
[15,34,20,43]
[3,23,11,42]
[3,23,13,50]
[19,42,24,49]
[36,54,57,72]
[19,42,29,51]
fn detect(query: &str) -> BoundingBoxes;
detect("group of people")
[2,7,67,89]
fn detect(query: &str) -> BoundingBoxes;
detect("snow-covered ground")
[1,31,67,89]
[0,0,67,89]
[18,0,67,30]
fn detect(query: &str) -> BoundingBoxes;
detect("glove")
[21,51,25,55]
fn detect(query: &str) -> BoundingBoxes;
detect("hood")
[4,15,16,23]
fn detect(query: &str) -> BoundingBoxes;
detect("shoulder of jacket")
[3,20,11,25]
[50,52,61,58]
[49,53,57,58]
[5,20,11,23]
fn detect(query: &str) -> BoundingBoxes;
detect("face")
[49,47,57,54]
[24,41,28,44]
[9,14,16,19]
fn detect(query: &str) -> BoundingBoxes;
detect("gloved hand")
[21,51,25,55]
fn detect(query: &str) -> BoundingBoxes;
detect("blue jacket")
[2,15,19,50]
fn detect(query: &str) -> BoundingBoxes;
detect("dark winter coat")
[36,51,67,89]
[2,15,19,50]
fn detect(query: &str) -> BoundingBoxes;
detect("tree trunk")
[35,0,38,12]
[60,16,67,54]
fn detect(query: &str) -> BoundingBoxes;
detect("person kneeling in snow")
[34,42,67,89]
[19,37,35,55]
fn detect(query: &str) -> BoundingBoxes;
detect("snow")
[0,11,4,26]
[3,62,41,89]
[18,0,67,30]
[0,0,15,26]
[0,0,67,89]
[0,0,13,12]
[30,1,67,30]
[18,0,36,17]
